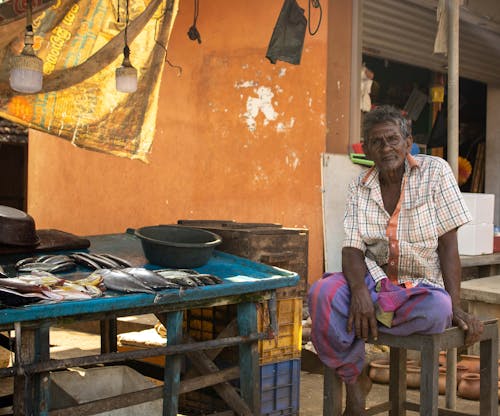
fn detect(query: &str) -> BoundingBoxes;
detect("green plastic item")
[350,153,374,167]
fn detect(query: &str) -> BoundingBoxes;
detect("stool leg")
[479,329,499,416]
[420,341,439,416]
[389,347,406,416]
[323,366,342,416]
[445,347,457,409]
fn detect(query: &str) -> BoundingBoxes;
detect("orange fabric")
[385,175,407,284]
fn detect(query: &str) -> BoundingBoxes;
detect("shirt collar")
[361,154,420,187]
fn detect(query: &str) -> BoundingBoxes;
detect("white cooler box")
[458,223,494,255]
[461,192,495,224]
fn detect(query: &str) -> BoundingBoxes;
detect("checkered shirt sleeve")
[343,179,366,252]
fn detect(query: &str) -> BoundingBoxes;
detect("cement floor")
[0,325,493,416]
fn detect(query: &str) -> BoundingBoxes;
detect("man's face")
[362,121,413,174]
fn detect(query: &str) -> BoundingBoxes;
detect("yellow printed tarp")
[0,0,178,161]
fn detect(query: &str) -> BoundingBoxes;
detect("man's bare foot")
[343,368,371,416]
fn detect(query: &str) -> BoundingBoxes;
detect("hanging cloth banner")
[0,0,178,162]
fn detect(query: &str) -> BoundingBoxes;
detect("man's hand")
[347,284,378,341]
[453,307,484,346]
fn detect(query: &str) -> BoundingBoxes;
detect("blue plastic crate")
[260,359,300,416]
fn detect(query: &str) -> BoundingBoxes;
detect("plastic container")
[185,298,303,365]
[461,193,495,225]
[261,359,300,416]
[258,297,303,365]
[134,225,221,268]
[457,223,494,255]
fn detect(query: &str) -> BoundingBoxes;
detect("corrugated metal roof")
[363,0,500,85]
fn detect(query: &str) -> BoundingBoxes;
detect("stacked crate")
[178,220,307,416]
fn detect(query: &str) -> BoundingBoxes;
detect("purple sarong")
[308,272,452,384]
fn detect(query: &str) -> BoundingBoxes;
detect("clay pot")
[458,354,480,374]
[456,364,469,383]
[438,367,447,395]
[406,365,421,389]
[369,359,390,384]
[439,351,447,367]
[458,372,481,401]
[497,381,500,402]
[369,359,422,386]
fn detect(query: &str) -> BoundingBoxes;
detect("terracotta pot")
[438,367,447,395]
[368,359,421,385]
[497,381,500,402]
[458,372,481,401]
[456,364,469,383]
[439,351,447,367]
[369,359,390,384]
[458,354,480,374]
[406,365,421,389]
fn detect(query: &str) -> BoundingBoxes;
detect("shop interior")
[362,54,487,193]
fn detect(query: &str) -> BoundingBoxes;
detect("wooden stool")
[323,318,498,416]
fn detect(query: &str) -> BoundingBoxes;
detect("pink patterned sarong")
[308,272,452,383]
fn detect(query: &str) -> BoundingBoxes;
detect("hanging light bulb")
[9,0,43,94]
[116,0,137,93]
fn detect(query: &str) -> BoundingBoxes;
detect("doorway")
[0,118,28,210]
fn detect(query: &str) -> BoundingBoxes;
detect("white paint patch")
[234,80,258,89]
[337,81,341,90]
[276,117,295,133]
[242,64,249,69]
[243,86,278,132]
[278,68,287,78]
[320,113,326,126]
[253,165,269,184]
[285,151,300,170]
[308,98,313,108]
[275,85,283,94]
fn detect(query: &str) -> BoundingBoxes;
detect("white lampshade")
[10,53,43,94]
[115,64,137,93]
[10,28,43,94]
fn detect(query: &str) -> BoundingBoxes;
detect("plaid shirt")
[343,154,472,287]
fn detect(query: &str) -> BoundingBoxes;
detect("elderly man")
[308,105,483,415]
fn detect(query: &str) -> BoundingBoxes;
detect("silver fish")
[91,269,155,294]
[155,270,199,287]
[121,267,181,290]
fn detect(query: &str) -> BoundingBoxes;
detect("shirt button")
[390,261,395,266]
[391,243,396,248]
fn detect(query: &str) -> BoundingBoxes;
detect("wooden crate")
[177,220,309,297]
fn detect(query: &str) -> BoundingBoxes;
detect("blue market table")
[0,232,299,416]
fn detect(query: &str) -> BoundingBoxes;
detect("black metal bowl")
[0,206,40,246]
[134,225,222,268]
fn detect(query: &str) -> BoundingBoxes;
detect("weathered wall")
[27,0,353,284]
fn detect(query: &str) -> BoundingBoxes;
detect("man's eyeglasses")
[366,135,403,150]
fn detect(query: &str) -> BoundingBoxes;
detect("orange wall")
[27,0,353,285]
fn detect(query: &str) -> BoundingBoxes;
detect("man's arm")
[438,228,483,345]
[342,246,378,340]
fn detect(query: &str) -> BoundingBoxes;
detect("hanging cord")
[124,0,129,46]
[154,5,183,76]
[187,0,201,44]
[308,0,322,36]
